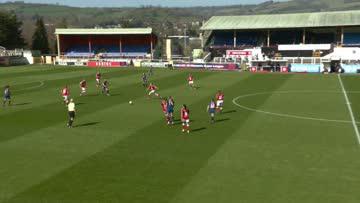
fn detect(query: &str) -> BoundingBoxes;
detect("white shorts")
[96,79,100,83]
[81,87,86,92]
[217,100,224,107]
[188,81,194,85]
[63,95,68,101]
[148,90,156,95]
[182,119,190,126]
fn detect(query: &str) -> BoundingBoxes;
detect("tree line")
[0,11,25,49]
[0,11,52,54]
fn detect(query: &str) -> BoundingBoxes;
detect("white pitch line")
[338,74,360,145]
[232,90,360,124]
[14,81,45,92]
[233,97,360,124]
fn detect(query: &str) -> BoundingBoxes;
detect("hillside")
[0,0,360,50]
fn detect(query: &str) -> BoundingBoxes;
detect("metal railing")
[280,57,330,64]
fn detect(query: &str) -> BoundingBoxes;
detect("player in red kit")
[161,98,169,124]
[181,104,190,133]
[96,71,101,87]
[61,85,70,104]
[215,90,224,112]
[79,79,87,96]
[187,74,195,89]
[148,83,160,98]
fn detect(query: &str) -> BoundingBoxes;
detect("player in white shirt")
[67,98,76,128]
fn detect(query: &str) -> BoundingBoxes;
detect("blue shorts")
[3,95,10,100]
[167,107,174,114]
[209,108,216,114]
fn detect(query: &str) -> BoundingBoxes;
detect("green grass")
[1,65,360,203]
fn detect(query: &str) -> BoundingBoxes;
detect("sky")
[1,0,287,7]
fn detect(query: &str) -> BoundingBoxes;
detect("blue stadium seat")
[212,32,233,46]
[65,44,150,57]
[122,44,150,53]
[236,32,258,46]
[271,31,301,45]
[211,31,260,46]
[65,45,94,57]
[344,33,360,45]
[308,33,334,44]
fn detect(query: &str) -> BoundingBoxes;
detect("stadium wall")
[0,56,29,66]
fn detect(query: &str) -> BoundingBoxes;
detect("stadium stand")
[200,10,360,70]
[55,28,156,59]
[210,31,262,47]
[202,10,360,48]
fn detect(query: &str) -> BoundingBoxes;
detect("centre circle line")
[13,81,45,92]
[232,90,360,124]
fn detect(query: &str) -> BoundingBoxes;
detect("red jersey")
[62,88,69,96]
[216,93,224,101]
[161,101,168,113]
[148,85,157,91]
[96,73,101,80]
[188,76,193,82]
[80,81,87,88]
[181,108,190,120]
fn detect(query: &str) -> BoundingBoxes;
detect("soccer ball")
[129,101,133,105]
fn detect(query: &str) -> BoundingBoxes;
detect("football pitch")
[1,65,360,202]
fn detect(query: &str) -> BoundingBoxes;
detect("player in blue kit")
[167,96,175,125]
[3,85,11,107]
[207,99,217,123]
[102,80,110,96]
[142,73,148,88]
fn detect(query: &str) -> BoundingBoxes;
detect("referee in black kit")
[67,98,76,128]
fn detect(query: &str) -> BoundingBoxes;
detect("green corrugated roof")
[55,28,152,35]
[201,10,360,30]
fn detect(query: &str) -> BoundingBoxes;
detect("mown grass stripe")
[0,71,235,202]
[0,69,142,117]
[0,69,183,118]
[0,67,90,80]
[9,68,140,95]
[6,74,292,203]
[0,71,213,144]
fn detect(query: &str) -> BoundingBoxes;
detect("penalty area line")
[338,74,360,145]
